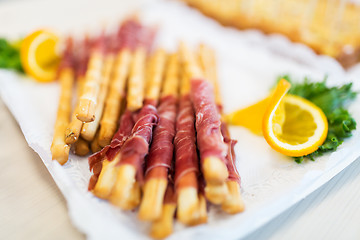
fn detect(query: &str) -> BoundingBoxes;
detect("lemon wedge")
[20,30,60,83]
[227,79,328,157]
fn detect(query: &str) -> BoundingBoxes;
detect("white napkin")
[1,1,360,239]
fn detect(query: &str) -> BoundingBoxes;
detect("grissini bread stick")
[144,48,167,106]
[196,44,229,204]
[174,49,201,225]
[76,33,105,122]
[181,43,229,185]
[98,19,140,147]
[181,43,229,206]
[65,36,91,144]
[51,38,75,165]
[199,44,244,213]
[126,47,147,112]
[81,36,116,141]
[150,184,176,239]
[90,130,102,154]
[138,51,177,221]
[197,193,208,224]
[98,49,132,147]
[73,137,90,156]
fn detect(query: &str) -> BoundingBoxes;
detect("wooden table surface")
[1,1,360,239]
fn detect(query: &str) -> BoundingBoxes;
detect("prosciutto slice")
[221,122,241,184]
[174,95,199,189]
[190,79,227,165]
[88,110,135,190]
[88,110,134,168]
[145,96,177,177]
[117,19,142,51]
[117,104,159,184]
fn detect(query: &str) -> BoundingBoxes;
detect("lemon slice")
[226,97,270,135]
[20,30,60,83]
[227,79,328,157]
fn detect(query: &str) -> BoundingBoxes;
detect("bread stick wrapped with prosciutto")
[138,51,176,221]
[181,43,229,204]
[199,44,244,213]
[76,33,106,122]
[51,38,75,165]
[173,51,202,225]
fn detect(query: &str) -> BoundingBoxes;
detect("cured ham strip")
[118,19,142,51]
[174,94,199,188]
[88,110,134,190]
[174,94,202,225]
[191,79,228,180]
[117,104,159,181]
[220,117,244,213]
[88,110,134,171]
[221,123,240,183]
[144,96,177,176]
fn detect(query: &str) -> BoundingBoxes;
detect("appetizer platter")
[0,1,360,239]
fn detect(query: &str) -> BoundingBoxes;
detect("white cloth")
[1,1,360,239]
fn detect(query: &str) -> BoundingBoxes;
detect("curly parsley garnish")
[0,38,23,73]
[278,76,357,163]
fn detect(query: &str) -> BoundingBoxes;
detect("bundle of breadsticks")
[51,17,244,239]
